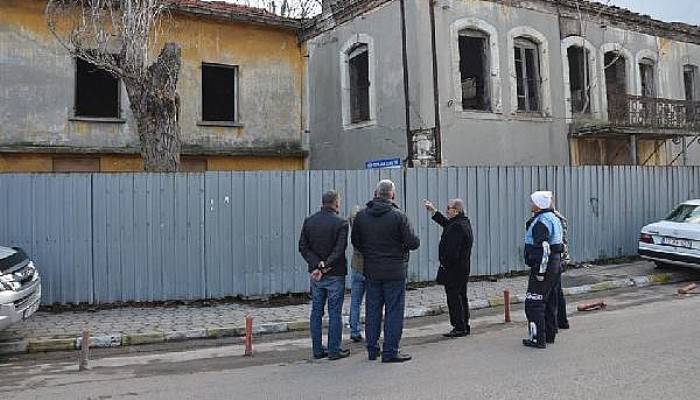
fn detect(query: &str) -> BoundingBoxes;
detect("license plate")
[663,237,693,248]
[23,300,39,319]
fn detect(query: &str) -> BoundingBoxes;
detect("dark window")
[202,64,237,122]
[459,30,489,111]
[75,58,120,118]
[348,44,370,123]
[639,59,656,98]
[514,38,540,112]
[683,65,697,102]
[568,46,591,114]
[604,52,627,118]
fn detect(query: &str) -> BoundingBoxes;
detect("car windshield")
[665,204,700,223]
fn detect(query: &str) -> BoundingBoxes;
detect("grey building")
[304,0,700,169]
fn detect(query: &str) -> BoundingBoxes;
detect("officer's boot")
[522,322,546,349]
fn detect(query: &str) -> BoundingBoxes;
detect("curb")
[2,272,685,356]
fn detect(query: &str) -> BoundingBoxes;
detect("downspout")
[399,0,414,167]
[429,0,442,164]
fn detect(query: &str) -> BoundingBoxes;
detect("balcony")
[606,95,700,135]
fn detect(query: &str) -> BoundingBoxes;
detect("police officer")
[523,191,564,349]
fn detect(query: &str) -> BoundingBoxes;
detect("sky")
[222,0,700,25]
[606,0,700,25]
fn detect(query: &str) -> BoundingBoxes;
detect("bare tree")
[233,0,321,19]
[46,0,182,172]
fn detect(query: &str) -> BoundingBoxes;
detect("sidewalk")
[0,260,695,355]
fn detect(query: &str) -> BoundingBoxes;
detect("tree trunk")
[125,43,182,172]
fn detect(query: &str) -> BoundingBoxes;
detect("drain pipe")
[399,0,414,167]
[429,0,443,164]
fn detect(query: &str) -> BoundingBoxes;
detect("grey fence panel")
[1,167,699,304]
[91,174,205,303]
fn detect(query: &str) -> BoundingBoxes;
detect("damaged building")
[304,0,700,168]
[1,0,699,172]
[0,0,306,172]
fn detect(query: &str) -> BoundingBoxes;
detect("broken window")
[567,46,591,114]
[639,59,656,98]
[202,63,237,122]
[604,52,627,120]
[348,44,370,123]
[683,65,697,102]
[75,58,120,118]
[459,30,490,111]
[513,38,540,112]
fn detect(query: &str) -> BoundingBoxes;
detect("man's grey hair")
[449,198,465,213]
[322,190,339,206]
[375,179,396,200]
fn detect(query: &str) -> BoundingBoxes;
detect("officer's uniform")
[523,209,564,348]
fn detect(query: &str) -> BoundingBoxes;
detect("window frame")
[339,34,377,130]
[450,18,502,116]
[199,62,241,127]
[347,43,371,124]
[561,36,601,121]
[513,37,542,113]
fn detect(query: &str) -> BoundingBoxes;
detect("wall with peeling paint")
[308,0,700,168]
[0,0,305,169]
[307,1,409,170]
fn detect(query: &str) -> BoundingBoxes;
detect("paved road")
[1,284,699,399]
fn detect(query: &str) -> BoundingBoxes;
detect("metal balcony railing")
[607,95,700,131]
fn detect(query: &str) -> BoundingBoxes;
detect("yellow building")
[0,0,306,172]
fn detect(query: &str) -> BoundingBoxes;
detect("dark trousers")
[445,282,470,331]
[365,278,406,360]
[524,261,561,344]
[556,284,568,329]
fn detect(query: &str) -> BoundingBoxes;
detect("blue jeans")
[349,270,366,338]
[310,275,345,357]
[365,278,406,360]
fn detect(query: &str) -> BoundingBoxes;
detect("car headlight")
[0,274,19,291]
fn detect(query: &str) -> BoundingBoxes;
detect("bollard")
[79,329,90,371]
[244,315,254,357]
[503,290,511,323]
[577,299,607,312]
[678,283,698,295]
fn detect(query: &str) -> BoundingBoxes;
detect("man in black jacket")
[351,180,420,363]
[298,190,350,361]
[425,198,474,337]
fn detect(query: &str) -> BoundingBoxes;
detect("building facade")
[305,0,700,169]
[0,0,307,172]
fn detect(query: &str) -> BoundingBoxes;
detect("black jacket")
[298,207,349,276]
[351,198,420,281]
[433,212,473,286]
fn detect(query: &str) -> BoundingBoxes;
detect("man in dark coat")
[298,190,350,361]
[351,179,420,363]
[425,198,474,337]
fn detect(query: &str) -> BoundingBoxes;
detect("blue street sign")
[365,158,402,169]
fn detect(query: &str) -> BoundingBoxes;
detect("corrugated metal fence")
[0,167,697,304]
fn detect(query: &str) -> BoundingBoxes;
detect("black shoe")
[313,351,328,359]
[382,353,412,363]
[328,349,350,360]
[522,339,546,349]
[443,329,469,338]
[351,335,364,343]
[546,337,555,344]
[558,322,570,330]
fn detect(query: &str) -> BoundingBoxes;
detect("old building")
[304,0,700,169]
[0,0,306,172]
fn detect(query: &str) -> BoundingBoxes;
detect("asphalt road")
[1,284,699,400]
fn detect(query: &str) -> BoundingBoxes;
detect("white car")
[639,200,700,268]
[0,246,41,330]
